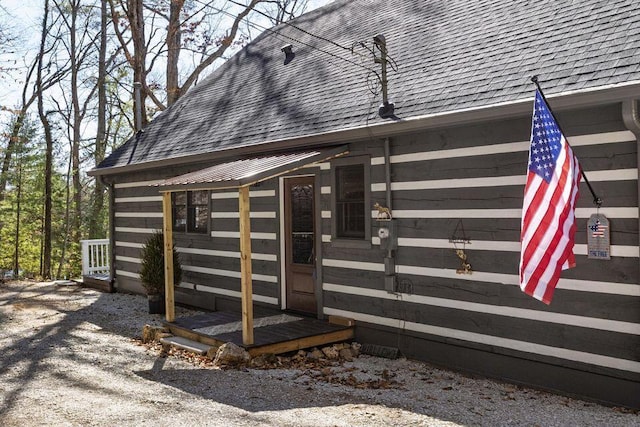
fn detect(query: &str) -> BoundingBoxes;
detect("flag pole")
[530,75,603,207]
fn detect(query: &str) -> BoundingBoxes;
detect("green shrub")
[139,231,182,295]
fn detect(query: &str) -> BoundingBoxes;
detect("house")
[89,0,640,408]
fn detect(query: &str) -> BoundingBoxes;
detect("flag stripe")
[539,162,580,302]
[522,146,571,285]
[526,150,574,289]
[521,139,571,254]
[519,89,582,304]
[524,149,579,301]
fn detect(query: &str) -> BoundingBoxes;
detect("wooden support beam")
[239,185,254,345]
[162,192,175,322]
[246,328,355,357]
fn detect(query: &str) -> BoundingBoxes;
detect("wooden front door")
[284,176,317,314]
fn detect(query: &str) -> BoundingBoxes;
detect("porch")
[163,311,355,357]
[80,239,355,356]
[157,147,350,349]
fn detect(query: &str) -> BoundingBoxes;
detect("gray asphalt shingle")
[97,0,640,171]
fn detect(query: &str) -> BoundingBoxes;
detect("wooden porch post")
[162,191,175,322]
[239,185,254,345]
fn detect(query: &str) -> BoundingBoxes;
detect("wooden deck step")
[79,274,113,293]
[160,336,212,355]
[165,311,355,356]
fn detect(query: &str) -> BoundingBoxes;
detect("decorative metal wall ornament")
[455,249,472,275]
[450,219,472,274]
[374,202,392,220]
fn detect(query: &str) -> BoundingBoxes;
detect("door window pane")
[291,184,314,264]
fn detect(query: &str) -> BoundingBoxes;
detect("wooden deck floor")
[164,311,355,356]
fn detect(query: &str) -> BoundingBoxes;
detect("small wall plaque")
[587,214,610,260]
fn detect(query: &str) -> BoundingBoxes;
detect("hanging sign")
[587,214,610,260]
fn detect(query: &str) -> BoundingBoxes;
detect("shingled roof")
[95,0,640,173]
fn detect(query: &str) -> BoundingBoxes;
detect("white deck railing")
[80,239,110,276]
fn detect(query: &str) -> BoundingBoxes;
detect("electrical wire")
[190,0,380,75]
[189,0,395,123]
[353,39,399,73]
[227,0,372,62]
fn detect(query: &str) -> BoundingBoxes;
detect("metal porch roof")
[156,146,348,191]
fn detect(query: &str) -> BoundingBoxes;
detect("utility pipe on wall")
[622,99,640,275]
[383,137,397,293]
[99,174,116,290]
[384,137,392,213]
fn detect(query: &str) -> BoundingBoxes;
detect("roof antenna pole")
[374,35,395,118]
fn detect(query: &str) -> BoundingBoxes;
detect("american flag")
[519,89,582,304]
[589,220,607,238]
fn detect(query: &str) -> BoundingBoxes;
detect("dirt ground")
[0,280,637,426]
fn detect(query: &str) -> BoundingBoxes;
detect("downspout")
[622,99,640,282]
[383,137,397,293]
[99,174,116,292]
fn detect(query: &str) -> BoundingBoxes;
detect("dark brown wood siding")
[110,165,283,309]
[107,102,639,407]
[319,103,640,407]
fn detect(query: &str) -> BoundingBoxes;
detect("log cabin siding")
[319,103,640,396]
[106,102,639,406]
[110,168,282,310]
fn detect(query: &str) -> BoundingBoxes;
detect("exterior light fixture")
[281,44,295,65]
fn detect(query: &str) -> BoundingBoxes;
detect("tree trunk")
[13,151,22,277]
[88,0,108,239]
[166,0,185,106]
[129,0,148,127]
[57,146,72,279]
[37,0,53,279]
[0,113,25,203]
[69,0,82,275]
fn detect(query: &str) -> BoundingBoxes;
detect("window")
[172,190,209,233]
[332,156,370,243]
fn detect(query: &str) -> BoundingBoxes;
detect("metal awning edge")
[156,145,349,192]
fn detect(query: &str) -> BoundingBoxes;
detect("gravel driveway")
[0,280,637,426]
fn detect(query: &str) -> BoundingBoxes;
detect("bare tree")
[259,0,310,25]
[108,0,268,123]
[165,0,185,106]
[88,0,109,239]
[49,0,101,275]
[165,0,261,107]
[0,60,67,205]
[108,0,152,126]
[37,0,55,279]
[0,4,18,78]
